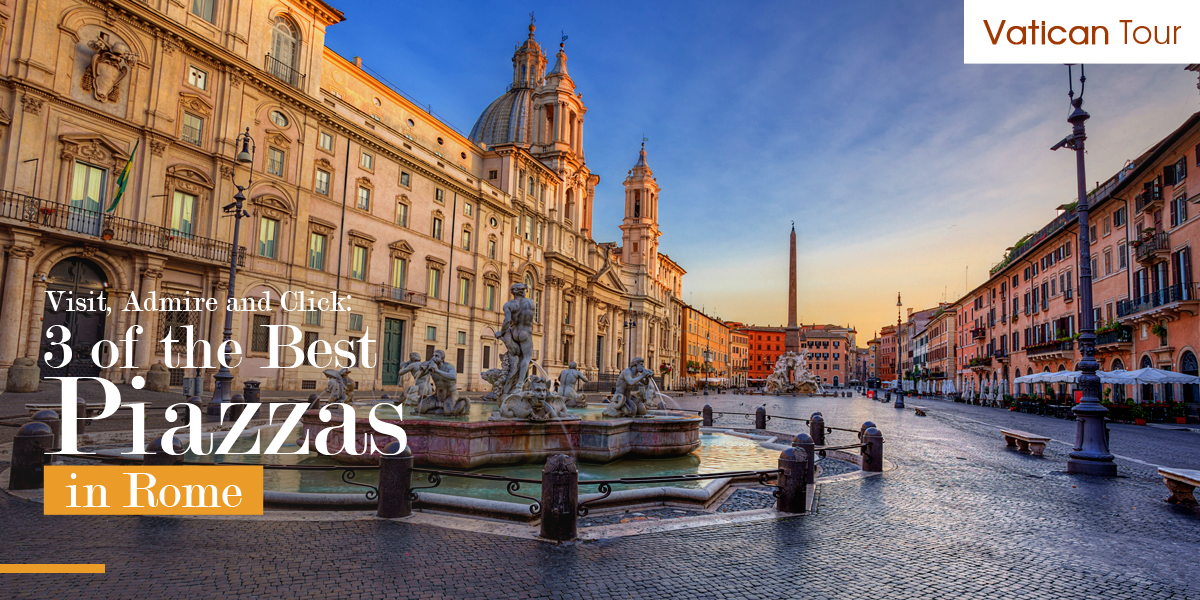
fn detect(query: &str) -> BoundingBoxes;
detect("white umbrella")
[1123,367,1200,384]
[944,380,956,394]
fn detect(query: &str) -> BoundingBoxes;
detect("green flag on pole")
[107,140,138,213]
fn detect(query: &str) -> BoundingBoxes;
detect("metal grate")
[302,380,317,390]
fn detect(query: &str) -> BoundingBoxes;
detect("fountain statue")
[396,351,432,406]
[558,361,589,408]
[321,367,356,404]
[491,282,537,397]
[480,352,511,401]
[602,357,661,418]
[498,375,568,420]
[765,350,823,395]
[414,349,469,416]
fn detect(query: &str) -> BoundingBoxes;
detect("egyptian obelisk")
[784,224,801,353]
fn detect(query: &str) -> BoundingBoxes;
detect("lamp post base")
[1067,457,1118,476]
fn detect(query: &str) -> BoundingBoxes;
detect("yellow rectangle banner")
[0,564,106,573]
[43,466,263,515]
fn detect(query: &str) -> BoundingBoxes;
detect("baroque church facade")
[0,0,685,392]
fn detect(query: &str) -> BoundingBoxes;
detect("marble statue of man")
[558,361,589,408]
[396,351,430,405]
[604,357,654,418]
[416,349,468,416]
[496,282,536,394]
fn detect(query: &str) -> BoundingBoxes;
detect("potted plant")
[1130,404,1148,426]
[1169,403,1187,425]
[1150,323,1168,346]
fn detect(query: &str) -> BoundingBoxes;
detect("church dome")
[469,87,534,148]
[469,23,545,148]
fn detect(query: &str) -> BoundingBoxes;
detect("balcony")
[265,54,305,87]
[1095,327,1133,351]
[375,285,428,308]
[0,190,236,265]
[1116,283,1199,324]
[971,327,986,340]
[992,349,1009,363]
[968,356,992,372]
[1135,185,1163,214]
[1134,231,1170,264]
[1026,340,1074,361]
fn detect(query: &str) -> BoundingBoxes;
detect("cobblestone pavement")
[2,391,1199,599]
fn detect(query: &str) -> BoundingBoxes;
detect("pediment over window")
[425,254,447,267]
[165,163,214,191]
[315,158,333,170]
[309,216,336,235]
[348,229,376,245]
[250,194,294,220]
[60,133,131,168]
[266,130,291,149]
[179,93,213,117]
[388,239,414,256]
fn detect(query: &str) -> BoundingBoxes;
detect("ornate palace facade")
[0,0,685,392]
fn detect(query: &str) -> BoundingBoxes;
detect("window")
[458,277,471,305]
[258,217,279,259]
[564,300,572,324]
[464,203,473,217]
[390,257,407,289]
[1118,243,1128,270]
[308,233,327,270]
[1172,195,1188,228]
[267,147,285,176]
[315,169,330,196]
[181,112,204,146]
[1103,249,1112,276]
[360,152,374,170]
[356,186,371,211]
[485,284,496,311]
[319,132,333,151]
[435,188,445,203]
[461,228,472,251]
[487,239,497,259]
[305,308,321,326]
[351,246,367,280]
[348,314,364,332]
[1113,207,1127,227]
[1103,216,1111,236]
[251,314,272,353]
[457,331,467,345]
[400,171,411,187]
[270,111,289,128]
[187,65,208,90]
[488,170,498,180]
[269,17,298,81]
[170,191,197,237]
[191,0,215,23]
[524,215,533,240]
[302,331,319,365]
[432,216,443,240]
[396,202,409,227]
[427,267,442,298]
[528,177,536,195]
[70,162,107,213]
[426,326,437,341]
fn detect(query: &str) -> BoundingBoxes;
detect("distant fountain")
[765,350,823,395]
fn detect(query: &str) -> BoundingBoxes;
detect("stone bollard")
[809,412,826,447]
[755,406,767,430]
[894,392,905,409]
[10,422,54,490]
[858,421,876,444]
[242,380,262,404]
[540,454,579,542]
[381,393,391,401]
[791,432,816,486]
[32,410,61,458]
[775,447,808,513]
[862,427,884,472]
[146,362,171,392]
[227,393,246,421]
[143,435,184,465]
[5,357,40,392]
[377,442,414,518]
[702,405,713,427]
[181,396,204,426]
[308,393,321,409]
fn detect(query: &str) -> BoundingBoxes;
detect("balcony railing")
[971,327,986,340]
[1134,231,1169,263]
[1117,283,1194,318]
[1135,185,1163,214]
[265,54,305,87]
[375,284,428,308]
[1095,328,1132,346]
[0,190,236,264]
[1026,340,1074,359]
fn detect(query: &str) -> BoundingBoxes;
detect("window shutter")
[1164,164,1176,185]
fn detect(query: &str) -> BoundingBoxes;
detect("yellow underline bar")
[0,564,105,574]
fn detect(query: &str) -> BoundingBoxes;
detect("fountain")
[764,350,823,395]
[298,282,702,468]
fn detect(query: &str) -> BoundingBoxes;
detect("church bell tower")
[619,142,661,269]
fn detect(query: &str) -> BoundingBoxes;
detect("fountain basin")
[300,405,702,469]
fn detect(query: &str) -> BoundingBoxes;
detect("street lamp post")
[895,293,905,407]
[1053,65,1116,476]
[208,128,255,416]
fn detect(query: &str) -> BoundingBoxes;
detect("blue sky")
[324,1,1199,338]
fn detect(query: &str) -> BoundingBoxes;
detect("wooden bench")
[1159,467,1200,505]
[1000,429,1049,456]
[913,406,927,416]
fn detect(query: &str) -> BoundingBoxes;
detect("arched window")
[1182,351,1198,406]
[269,17,299,85]
[565,189,575,223]
[1141,355,1154,402]
[1111,358,1126,402]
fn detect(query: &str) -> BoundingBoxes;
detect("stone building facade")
[0,1,687,392]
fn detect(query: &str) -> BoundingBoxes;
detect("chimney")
[353,56,363,69]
